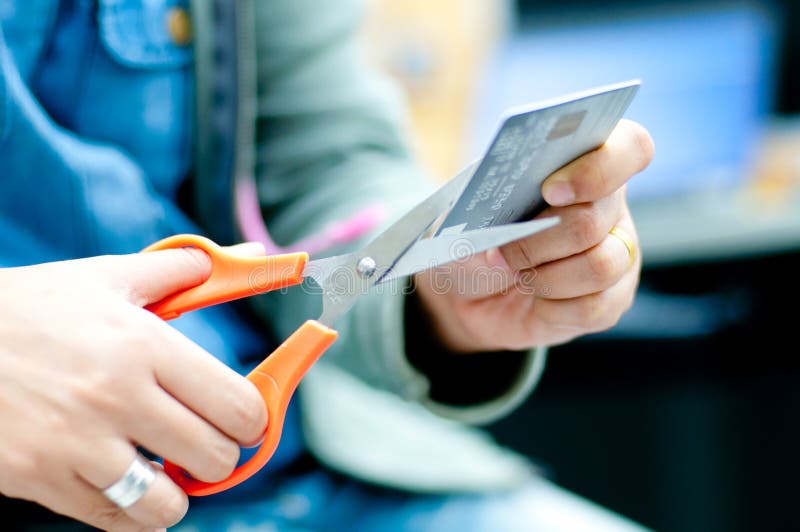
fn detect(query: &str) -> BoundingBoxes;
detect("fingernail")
[486,247,512,273]
[542,179,575,206]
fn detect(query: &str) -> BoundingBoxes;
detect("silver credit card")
[436,80,640,235]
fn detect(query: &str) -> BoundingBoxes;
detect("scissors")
[142,163,559,496]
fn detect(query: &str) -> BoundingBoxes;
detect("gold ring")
[608,226,637,268]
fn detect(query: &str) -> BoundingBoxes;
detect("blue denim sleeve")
[0,25,271,375]
[0,25,190,264]
[0,29,10,145]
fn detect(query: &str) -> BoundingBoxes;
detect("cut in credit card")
[436,80,640,235]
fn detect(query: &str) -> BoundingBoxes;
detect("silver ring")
[102,455,156,509]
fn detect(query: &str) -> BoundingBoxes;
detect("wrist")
[403,286,529,407]
[412,271,479,353]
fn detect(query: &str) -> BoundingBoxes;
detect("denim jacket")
[0,0,306,477]
[0,0,544,494]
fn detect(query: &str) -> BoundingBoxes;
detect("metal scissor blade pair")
[305,159,563,325]
[376,216,560,284]
[305,161,479,326]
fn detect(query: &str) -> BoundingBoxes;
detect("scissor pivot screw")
[356,256,377,278]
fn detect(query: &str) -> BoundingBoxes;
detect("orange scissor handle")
[141,234,339,495]
[143,234,309,320]
[164,320,337,496]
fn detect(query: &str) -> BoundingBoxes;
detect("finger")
[499,190,624,271]
[533,263,640,333]
[469,247,516,298]
[150,320,268,446]
[77,443,188,529]
[124,388,241,483]
[417,247,515,301]
[95,248,213,307]
[517,222,638,300]
[30,472,145,531]
[541,119,654,206]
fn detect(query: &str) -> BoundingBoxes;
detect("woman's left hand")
[414,119,654,352]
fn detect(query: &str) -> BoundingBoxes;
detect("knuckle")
[176,247,213,286]
[575,294,599,325]
[501,239,535,271]
[69,370,129,417]
[72,331,155,411]
[150,489,189,527]
[120,282,150,311]
[582,294,620,332]
[1,452,38,496]
[585,247,620,286]
[575,294,603,329]
[228,381,267,442]
[206,438,240,481]
[570,207,605,251]
[86,502,128,531]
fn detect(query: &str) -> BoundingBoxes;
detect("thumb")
[96,248,212,307]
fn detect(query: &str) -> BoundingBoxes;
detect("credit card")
[436,80,640,235]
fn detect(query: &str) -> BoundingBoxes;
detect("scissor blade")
[304,160,480,326]
[377,216,560,284]
[379,217,559,283]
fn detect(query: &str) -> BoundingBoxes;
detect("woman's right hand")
[0,249,268,530]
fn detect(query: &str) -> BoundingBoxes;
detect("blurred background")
[365,0,800,530]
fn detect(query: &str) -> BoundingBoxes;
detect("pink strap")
[235,178,385,256]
